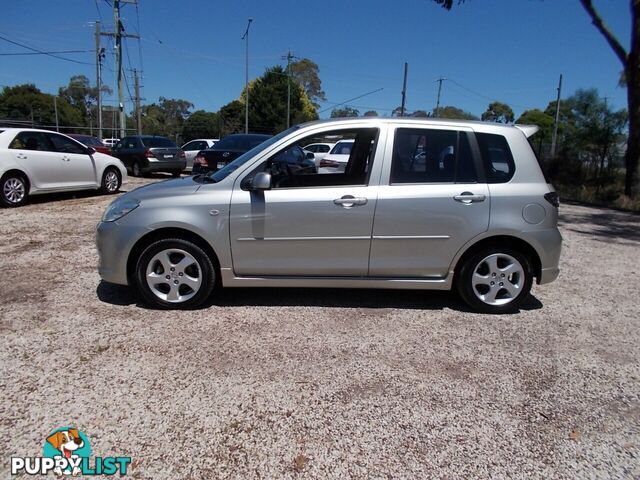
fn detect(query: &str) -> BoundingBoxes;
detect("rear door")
[369,125,489,278]
[8,131,64,189]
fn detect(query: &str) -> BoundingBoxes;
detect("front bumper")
[96,220,149,285]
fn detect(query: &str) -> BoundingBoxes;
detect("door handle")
[62,156,70,162]
[16,153,27,159]
[334,195,368,208]
[454,192,486,204]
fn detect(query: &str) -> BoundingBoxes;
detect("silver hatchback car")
[96,118,561,314]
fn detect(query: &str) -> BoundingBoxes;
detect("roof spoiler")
[514,124,540,138]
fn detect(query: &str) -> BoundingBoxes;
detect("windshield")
[208,127,299,182]
[213,134,270,150]
[143,137,176,148]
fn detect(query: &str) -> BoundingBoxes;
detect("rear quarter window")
[475,132,515,183]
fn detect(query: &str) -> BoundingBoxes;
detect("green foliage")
[411,110,429,118]
[481,101,515,123]
[330,106,359,118]
[437,105,478,120]
[363,110,378,117]
[218,100,245,135]
[516,109,554,144]
[0,84,82,128]
[141,96,193,140]
[290,58,326,106]
[182,110,220,141]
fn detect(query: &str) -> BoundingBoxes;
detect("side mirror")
[305,151,315,160]
[251,172,272,190]
[86,146,96,155]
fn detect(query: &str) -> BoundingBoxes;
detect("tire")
[1,173,28,207]
[100,167,121,194]
[135,238,216,309]
[171,171,181,178]
[457,247,533,314]
[132,161,142,177]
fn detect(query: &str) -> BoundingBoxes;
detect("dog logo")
[43,427,90,476]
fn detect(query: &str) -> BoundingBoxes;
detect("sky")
[0,0,631,121]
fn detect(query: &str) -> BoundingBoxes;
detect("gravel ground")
[1,177,639,479]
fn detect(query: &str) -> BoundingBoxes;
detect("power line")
[0,33,92,65]
[0,50,92,56]
[318,88,384,114]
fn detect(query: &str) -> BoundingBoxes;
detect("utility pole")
[95,20,104,141]
[133,69,142,135]
[550,73,563,158]
[435,77,446,118]
[400,62,408,117]
[242,18,253,134]
[53,96,59,132]
[102,0,139,139]
[284,50,295,128]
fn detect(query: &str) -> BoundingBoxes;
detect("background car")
[181,138,218,171]
[68,134,111,155]
[0,128,127,207]
[192,134,271,174]
[102,138,119,148]
[303,142,335,167]
[111,135,185,177]
[317,139,354,173]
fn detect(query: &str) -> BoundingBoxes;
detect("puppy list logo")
[10,427,131,476]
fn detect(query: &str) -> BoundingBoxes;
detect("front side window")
[9,131,53,151]
[390,128,476,184]
[245,128,379,189]
[48,134,87,154]
[475,132,515,183]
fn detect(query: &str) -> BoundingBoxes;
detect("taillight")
[194,154,207,166]
[144,149,154,158]
[319,159,339,168]
[544,192,559,208]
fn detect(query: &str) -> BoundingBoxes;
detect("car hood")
[124,176,201,201]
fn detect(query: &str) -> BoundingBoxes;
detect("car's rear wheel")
[1,173,28,207]
[135,238,216,309]
[100,168,121,194]
[171,171,181,178]
[457,247,533,314]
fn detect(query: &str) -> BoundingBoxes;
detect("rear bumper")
[143,160,186,173]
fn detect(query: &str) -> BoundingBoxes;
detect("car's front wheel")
[135,238,216,309]
[100,168,121,194]
[132,161,142,177]
[1,173,28,207]
[457,247,533,314]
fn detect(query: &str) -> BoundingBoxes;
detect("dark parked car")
[68,134,111,155]
[111,135,185,177]
[192,134,271,174]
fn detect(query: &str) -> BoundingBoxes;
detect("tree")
[363,110,379,117]
[437,0,640,197]
[0,84,82,128]
[58,75,111,127]
[411,110,429,118]
[436,105,478,120]
[290,58,326,106]
[516,109,555,145]
[330,106,359,118]
[141,97,193,141]
[218,100,245,135]
[182,110,220,141]
[481,101,514,123]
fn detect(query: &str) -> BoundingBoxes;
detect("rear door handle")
[334,195,368,207]
[454,192,486,204]
[16,153,27,159]
[62,156,71,162]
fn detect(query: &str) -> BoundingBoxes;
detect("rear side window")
[390,128,477,184]
[475,132,515,183]
[9,131,53,151]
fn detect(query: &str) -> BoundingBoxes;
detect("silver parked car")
[96,118,561,313]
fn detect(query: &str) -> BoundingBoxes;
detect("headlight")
[102,198,140,222]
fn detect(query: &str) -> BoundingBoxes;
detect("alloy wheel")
[145,248,202,303]
[471,253,525,306]
[3,177,26,204]
[105,171,119,192]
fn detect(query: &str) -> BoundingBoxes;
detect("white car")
[102,138,120,147]
[181,138,218,171]
[302,142,335,167]
[317,139,354,173]
[0,128,128,207]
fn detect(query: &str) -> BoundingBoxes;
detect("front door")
[369,126,490,278]
[230,126,383,276]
